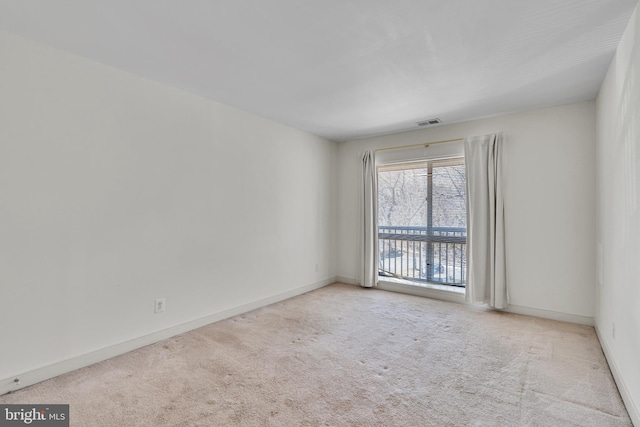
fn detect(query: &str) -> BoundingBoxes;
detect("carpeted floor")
[0,283,631,426]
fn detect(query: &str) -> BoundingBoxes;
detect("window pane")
[377,167,429,227]
[377,157,466,287]
[432,162,466,228]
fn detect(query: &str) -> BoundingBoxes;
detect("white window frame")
[375,141,467,295]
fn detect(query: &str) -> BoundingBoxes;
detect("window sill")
[377,277,466,304]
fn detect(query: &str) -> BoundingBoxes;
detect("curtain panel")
[360,150,378,288]
[464,133,508,309]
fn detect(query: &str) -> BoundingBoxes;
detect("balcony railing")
[378,226,467,287]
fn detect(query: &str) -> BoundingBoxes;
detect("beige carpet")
[0,283,631,426]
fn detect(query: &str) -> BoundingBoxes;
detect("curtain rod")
[374,137,464,153]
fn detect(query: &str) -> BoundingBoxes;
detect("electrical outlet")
[155,298,166,314]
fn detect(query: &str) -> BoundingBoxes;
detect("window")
[377,156,467,286]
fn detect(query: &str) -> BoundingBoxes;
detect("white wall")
[0,31,337,385]
[338,102,597,321]
[596,3,640,424]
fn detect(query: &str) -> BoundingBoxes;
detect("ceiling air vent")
[416,118,442,126]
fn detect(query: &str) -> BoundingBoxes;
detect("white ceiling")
[0,0,636,142]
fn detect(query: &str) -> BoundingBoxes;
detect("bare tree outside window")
[377,158,467,286]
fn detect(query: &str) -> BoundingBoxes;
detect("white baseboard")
[506,304,594,326]
[595,326,640,426]
[0,278,334,396]
[335,276,358,285]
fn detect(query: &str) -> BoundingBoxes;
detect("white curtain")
[464,133,507,309]
[359,150,378,288]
